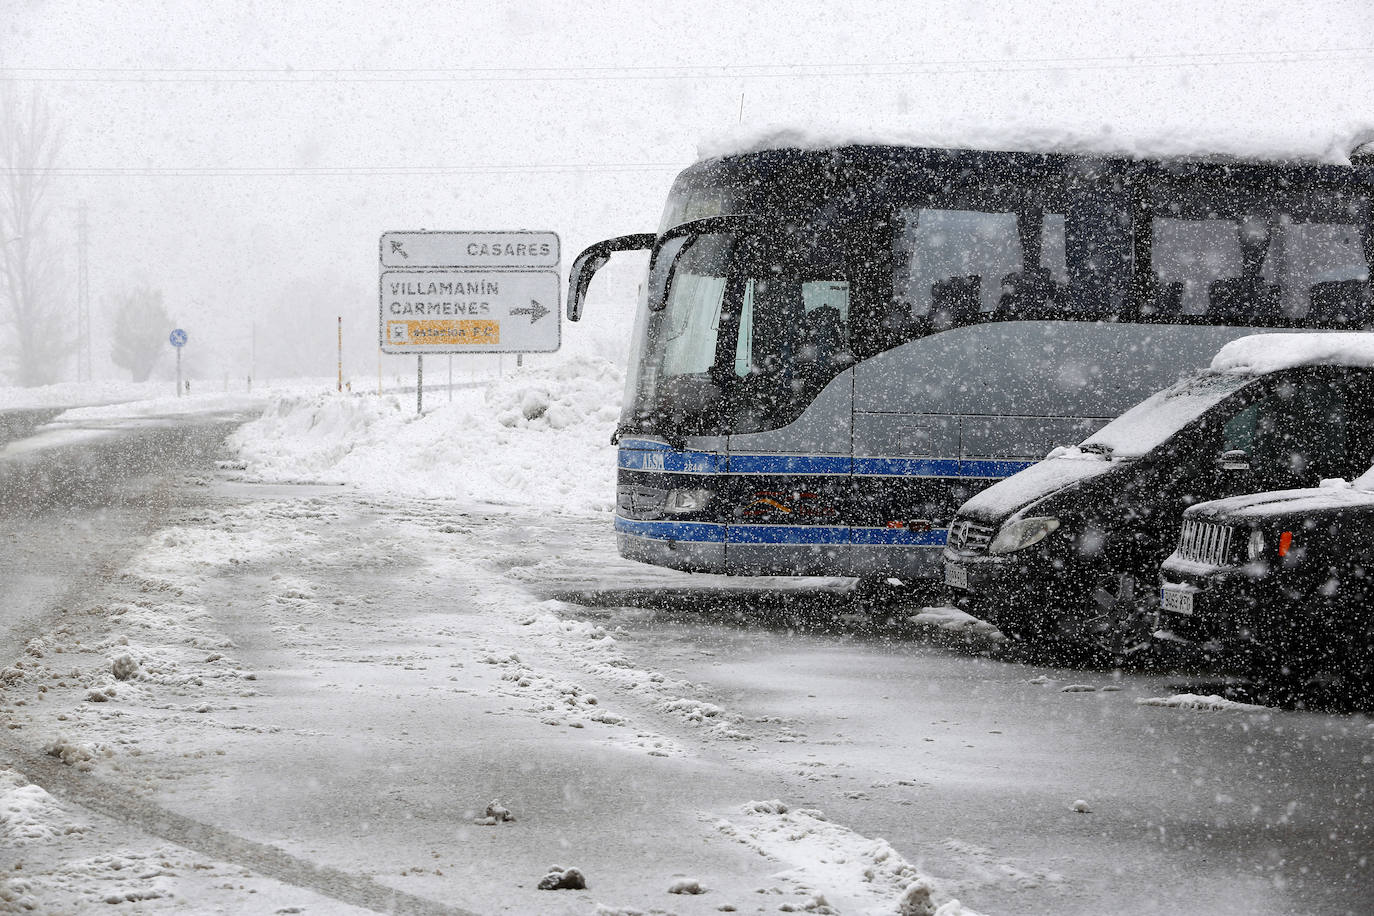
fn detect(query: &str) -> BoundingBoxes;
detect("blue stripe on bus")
[615,518,951,548]
[849,526,949,547]
[617,449,725,474]
[727,524,851,545]
[619,445,1037,480]
[728,454,852,475]
[959,458,1038,478]
[613,517,727,542]
[852,456,962,477]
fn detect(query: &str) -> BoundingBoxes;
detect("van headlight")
[664,488,711,514]
[988,516,1060,555]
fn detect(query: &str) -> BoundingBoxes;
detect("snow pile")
[701,121,1374,166]
[908,606,1001,638]
[229,355,623,512]
[717,801,983,916]
[1,769,86,843]
[1137,694,1268,712]
[51,391,265,422]
[1211,333,1374,375]
[488,603,755,749]
[0,378,170,410]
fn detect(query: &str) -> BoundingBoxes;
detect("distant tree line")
[0,86,68,386]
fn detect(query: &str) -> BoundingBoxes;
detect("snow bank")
[0,379,168,410]
[0,377,323,413]
[1137,694,1268,712]
[1210,333,1374,375]
[701,121,1374,166]
[229,355,624,513]
[718,801,984,916]
[1,768,86,843]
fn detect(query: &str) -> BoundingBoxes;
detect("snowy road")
[3,387,1373,915]
[0,409,242,664]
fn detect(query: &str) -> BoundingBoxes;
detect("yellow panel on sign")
[387,319,500,346]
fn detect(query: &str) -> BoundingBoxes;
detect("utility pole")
[76,201,91,382]
[337,316,342,392]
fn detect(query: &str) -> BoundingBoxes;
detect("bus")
[567,138,1374,587]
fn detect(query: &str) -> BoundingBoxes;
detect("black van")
[943,346,1374,647]
[1157,479,1374,693]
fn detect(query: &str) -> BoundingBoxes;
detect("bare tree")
[0,85,69,386]
[111,286,171,382]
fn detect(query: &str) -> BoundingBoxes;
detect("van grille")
[947,518,995,554]
[1177,519,1237,566]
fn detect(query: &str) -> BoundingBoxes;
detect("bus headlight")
[988,516,1060,555]
[664,488,711,514]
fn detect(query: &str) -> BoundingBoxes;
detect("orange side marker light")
[1278,531,1293,557]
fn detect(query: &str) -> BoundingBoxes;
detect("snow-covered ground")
[0,359,980,914]
[3,356,1371,915]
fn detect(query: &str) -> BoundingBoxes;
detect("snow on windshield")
[1080,371,1252,458]
[1211,332,1374,375]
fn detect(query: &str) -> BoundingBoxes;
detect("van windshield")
[1080,372,1254,458]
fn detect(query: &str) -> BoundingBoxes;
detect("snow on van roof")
[699,121,1374,166]
[1210,333,1374,374]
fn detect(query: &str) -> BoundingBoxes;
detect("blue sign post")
[169,328,188,397]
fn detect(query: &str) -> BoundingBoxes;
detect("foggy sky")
[4,0,1373,385]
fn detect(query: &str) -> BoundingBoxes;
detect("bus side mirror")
[646,214,761,311]
[1217,449,1251,471]
[648,235,691,311]
[566,233,655,322]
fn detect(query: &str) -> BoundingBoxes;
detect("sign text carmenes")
[378,231,561,354]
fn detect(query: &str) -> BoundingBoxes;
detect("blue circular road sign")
[169,328,188,348]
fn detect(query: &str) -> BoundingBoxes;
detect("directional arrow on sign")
[511,300,550,324]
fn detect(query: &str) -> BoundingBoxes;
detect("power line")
[2,47,1370,83]
[0,163,684,178]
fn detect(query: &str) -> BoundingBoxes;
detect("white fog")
[3,2,1374,914]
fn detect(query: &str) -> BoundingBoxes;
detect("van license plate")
[945,563,968,590]
[1160,586,1194,616]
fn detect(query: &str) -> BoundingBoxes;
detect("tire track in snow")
[0,737,477,916]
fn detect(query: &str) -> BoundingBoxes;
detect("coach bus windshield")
[622,196,1095,439]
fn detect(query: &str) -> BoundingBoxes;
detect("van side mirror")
[1217,449,1251,471]
[566,233,655,321]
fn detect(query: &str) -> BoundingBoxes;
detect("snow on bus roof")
[699,121,1374,166]
[1211,333,1374,375]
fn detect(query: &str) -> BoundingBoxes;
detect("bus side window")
[1152,217,1244,317]
[892,207,1023,321]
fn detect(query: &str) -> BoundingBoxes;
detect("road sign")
[380,231,559,269]
[169,328,188,348]
[380,270,560,353]
[379,230,562,355]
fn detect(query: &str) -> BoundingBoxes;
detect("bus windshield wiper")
[1078,442,1115,458]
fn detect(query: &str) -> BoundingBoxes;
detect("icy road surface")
[2,376,1372,915]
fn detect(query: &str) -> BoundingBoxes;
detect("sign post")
[169,328,188,396]
[379,231,561,412]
